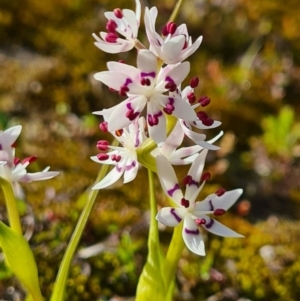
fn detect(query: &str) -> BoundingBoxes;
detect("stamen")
[202,118,214,126]
[215,188,226,197]
[180,198,190,208]
[115,129,123,136]
[195,218,206,225]
[97,153,109,161]
[111,154,121,162]
[22,156,37,165]
[167,22,177,35]
[214,208,226,216]
[182,175,192,186]
[199,96,211,107]
[113,8,123,18]
[97,140,110,151]
[201,171,211,182]
[165,81,177,92]
[187,92,196,104]
[106,19,118,32]
[99,122,108,132]
[197,111,208,121]
[190,76,199,88]
[105,32,119,43]
[14,158,21,165]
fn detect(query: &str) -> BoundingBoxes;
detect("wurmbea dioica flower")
[93,0,141,53]
[144,7,203,64]
[0,125,59,184]
[94,49,197,144]
[156,150,243,256]
[91,117,146,190]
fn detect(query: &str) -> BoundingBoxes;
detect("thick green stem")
[50,140,118,301]
[0,177,22,235]
[163,223,185,288]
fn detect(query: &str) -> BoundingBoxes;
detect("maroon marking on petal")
[205,217,214,229]
[190,77,199,88]
[215,188,226,197]
[185,227,200,235]
[170,208,182,223]
[209,200,214,211]
[167,183,180,197]
[114,8,123,18]
[140,71,156,78]
[214,208,226,216]
[125,160,136,171]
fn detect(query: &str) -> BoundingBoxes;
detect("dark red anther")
[182,175,192,186]
[97,140,110,151]
[97,153,109,161]
[167,22,177,35]
[214,208,226,216]
[165,82,177,92]
[115,129,123,137]
[215,188,226,197]
[11,142,17,148]
[197,111,208,121]
[180,198,190,208]
[111,154,121,162]
[119,85,129,96]
[190,77,199,88]
[106,19,118,32]
[187,92,196,104]
[109,87,117,92]
[162,24,169,36]
[14,158,21,165]
[99,122,108,132]
[201,171,211,182]
[118,59,125,63]
[199,96,211,107]
[202,118,214,126]
[105,32,119,43]
[140,78,151,86]
[195,218,206,225]
[114,8,123,18]
[22,155,38,165]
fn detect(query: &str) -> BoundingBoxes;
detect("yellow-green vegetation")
[1,0,300,300]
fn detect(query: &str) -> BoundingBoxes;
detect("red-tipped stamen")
[105,32,119,43]
[215,188,226,197]
[113,8,123,18]
[197,111,208,121]
[99,122,108,132]
[167,22,177,35]
[187,92,196,104]
[97,140,110,151]
[201,171,211,182]
[180,198,190,208]
[199,96,211,107]
[182,175,192,186]
[97,153,109,161]
[214,208,226,216]
[190,77,199,88]
[195,218,206,225]
[202,118,214,126]
[22,156,38,165]
[106,19,118,32]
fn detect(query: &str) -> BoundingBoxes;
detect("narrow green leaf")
[0,221,43,301]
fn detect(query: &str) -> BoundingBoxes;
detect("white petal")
[195,189,243,213]
[137,49,157,73]
[93,35,134,53]
[18,171,59,183]
[193,120,222,130]
[123,159,139,183]
[156,155,183,205]
[94,71,130,90]
[165,61,190,86]
[92,166,124,190]
[182,216,205,256]
[156,207,186,227]
[201,216,244,237]
[185,150,208,201]
[122,9,139,38]
[179,35,203,62]
[161,35,186,64]
[107,61,138,77]
[171,95,197,121]
[147,101,166,144]
[161,122,184,157]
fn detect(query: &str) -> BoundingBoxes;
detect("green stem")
[148,169,159,242]
[50,140,118,301]
[0,177,22,235]
[163,222,185,289]
[168,0,186,23]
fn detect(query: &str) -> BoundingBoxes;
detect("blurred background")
[0,0,300,300]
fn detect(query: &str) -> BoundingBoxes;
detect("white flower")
[156,151,243,256]
[94,49,197,144]
[0,125,59,184]
[144,7,203,64]
[93,0,141,53]
[91,117,146,190]
[152,121,223,165]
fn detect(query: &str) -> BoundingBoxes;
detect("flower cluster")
[92,0,243,255]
